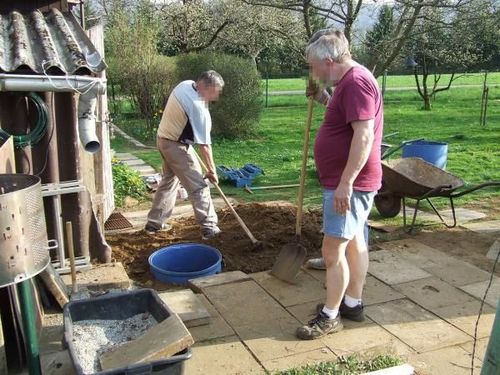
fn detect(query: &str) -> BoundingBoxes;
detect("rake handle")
[193,149,260,245]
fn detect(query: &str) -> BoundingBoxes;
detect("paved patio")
[38,232,499,375]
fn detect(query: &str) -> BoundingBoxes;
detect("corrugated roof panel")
[0,8,106,75]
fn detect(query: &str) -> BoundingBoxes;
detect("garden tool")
[193,149,263,250]
[271,95,314,283]
[243,184,299,194]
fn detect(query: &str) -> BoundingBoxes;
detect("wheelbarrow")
[374,157,500,233]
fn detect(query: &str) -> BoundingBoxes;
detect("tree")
[403,4,489,110]
[157,0,304,68]
[244,0,473,78]
[105,1,175,129]
[363,5,395,73]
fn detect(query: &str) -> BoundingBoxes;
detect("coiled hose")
[0,92,48,148]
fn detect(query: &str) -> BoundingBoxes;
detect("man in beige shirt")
[145,71,223,240]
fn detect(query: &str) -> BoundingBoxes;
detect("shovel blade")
[271,242,307,284]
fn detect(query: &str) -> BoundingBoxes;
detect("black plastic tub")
[63,289,192,375]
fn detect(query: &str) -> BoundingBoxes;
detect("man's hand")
[204,170,219,184]
[334,181,353,214]
[306,80,320,98]
[306,80,330,105]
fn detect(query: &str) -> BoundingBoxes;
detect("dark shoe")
[144,223,170,234]
[316,301,365,322]
[201,226,221,240]
[296,311,343,340]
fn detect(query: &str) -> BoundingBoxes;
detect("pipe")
[78,90,99,153]
[0,74,106,153]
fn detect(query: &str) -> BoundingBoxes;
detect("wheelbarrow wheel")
[375,189,401,218]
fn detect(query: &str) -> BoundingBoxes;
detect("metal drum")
[0,174,49,287]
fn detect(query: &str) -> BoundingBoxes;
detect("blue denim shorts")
[322,189,375,240]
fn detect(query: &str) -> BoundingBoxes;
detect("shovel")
[271,96,314,283]
[193,149,263,250]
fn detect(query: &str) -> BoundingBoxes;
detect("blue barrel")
[402,140,448,169]
[149,243,222,285]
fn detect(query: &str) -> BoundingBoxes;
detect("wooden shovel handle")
[192,149,260,245]
[296,96,314,236]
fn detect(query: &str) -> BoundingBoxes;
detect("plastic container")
[149,243,222,285]
[63,289,192,375]
[402,140,448,169]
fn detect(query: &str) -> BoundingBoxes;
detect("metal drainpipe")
[0,74,106,153]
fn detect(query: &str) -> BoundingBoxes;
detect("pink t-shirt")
[314,66,383,191]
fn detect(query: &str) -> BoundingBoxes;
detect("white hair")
[197,70,224,88]
[306,28,351,63]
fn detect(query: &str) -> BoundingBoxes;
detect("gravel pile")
[71,313,157,374]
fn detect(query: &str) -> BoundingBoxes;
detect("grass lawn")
[263,71,500,91]
[275,354,403,375]
[112,76,500,223]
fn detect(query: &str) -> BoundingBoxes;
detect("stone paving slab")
[321,318,413,358]
[410,207,486,225]
[460,337,490,361]
[235,316,325,362]
[407,345,482,375]
[460,278,500,308]
[261,347,336,373]
[487,239,500,262]
[188,295,235,343]
[184,335,265,375]
[393,277,478,310]
[202,280,292,327]
[250,271,325,307]
[286,300,327,324]
[301,266,325,283]
[40,350,75,375]
[120,158,146,166]
[376,239,451,268]
[432,300,496,339]
[375,239,491,286]
[366,299,471,353]
[133,165,157,175]
[158,289,210,328]
[364,276,405,306]
[189,271,251,293]
[462,220,500,235]
[369,250,432,285]
[61,262,130,291]
[113,152,136,160]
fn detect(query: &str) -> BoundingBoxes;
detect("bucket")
[148,243,222,285]
[402,140,448,169]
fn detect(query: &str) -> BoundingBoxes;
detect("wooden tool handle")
[65,221,78,293]
[193,150,260,245]
[296,96,314,236]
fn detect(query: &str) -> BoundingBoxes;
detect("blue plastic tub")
[402,140,448,169]
[149,243,222,285]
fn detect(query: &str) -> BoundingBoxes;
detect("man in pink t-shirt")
[296,29,383,340]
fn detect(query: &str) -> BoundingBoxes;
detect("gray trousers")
[146,138,218,230]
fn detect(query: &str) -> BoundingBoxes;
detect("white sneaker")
[201,226,221,240]
[305,257,326,270]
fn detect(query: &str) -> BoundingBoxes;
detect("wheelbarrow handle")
[381,138,425,160]
[450,181,500,198]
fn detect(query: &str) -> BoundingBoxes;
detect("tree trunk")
[423,95,431,110]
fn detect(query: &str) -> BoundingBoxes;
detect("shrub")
[175,52,262,138]
[111,159,148,207]
[108,55,175,132]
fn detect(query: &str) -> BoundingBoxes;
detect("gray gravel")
[72,313,157,374]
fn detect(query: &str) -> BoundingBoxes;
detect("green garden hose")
[0,92,48,149]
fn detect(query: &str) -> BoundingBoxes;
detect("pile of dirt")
[106,202,324,286]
